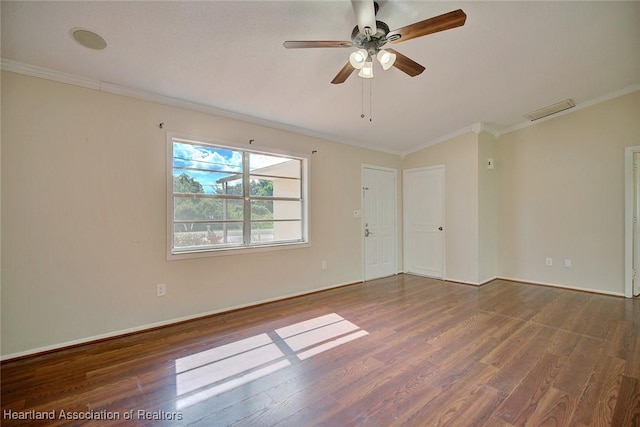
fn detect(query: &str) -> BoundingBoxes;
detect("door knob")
[438,226,443,231]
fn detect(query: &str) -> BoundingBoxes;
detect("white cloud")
[174,142,242,172]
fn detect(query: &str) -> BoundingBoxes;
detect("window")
[168,135,309,258]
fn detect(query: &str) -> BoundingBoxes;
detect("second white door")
[404,165,445,278]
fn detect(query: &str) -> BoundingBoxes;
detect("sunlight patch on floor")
[174,313,368,409]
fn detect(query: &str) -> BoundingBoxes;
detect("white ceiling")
[2,1,639,154]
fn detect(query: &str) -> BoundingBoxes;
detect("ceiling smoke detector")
[524,99,575,121]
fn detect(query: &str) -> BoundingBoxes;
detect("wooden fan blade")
[386,49,425,77]
[331,62,355,84]
[283,41,353,49]
[351,0,377,35]
[388,9,466,44]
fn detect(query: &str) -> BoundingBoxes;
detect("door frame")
[361,164,398,281]
[403,164,446,279]
[624,145,640,298]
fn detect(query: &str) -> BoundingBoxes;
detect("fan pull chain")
[360,78,373,122]
[361,77,365,119]
[369,79,373,122]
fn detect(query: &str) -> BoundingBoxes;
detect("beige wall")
[478,131,499,283]
[401,129,499,285]
[1,71,402,357]
[402,90,639,291]
[2,69,638,358]
[498,90,640,294]
[403,132,481,284]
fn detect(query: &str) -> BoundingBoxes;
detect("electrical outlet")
[564,259,572,268]
[321,260,328,270]
[156,283,166,297]
[546,258,553,266]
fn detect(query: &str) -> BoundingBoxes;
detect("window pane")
[251,200,301,220]
[174,142,242,173]
[251,220,302,243]
[173,222,244,249]
[173,171,242,195]
[173,142,244,195]
[250,178,273,197]
[251,200,273,220]
[219,223,244,245]
[250,155,300,179]
[249,153,287,172]
[174,197,243,221]
[251,221,273,243]
[250,176,300,198]
[215,177,243,195]
[274,200,302,220]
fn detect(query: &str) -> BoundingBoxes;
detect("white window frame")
[167,133,310,260]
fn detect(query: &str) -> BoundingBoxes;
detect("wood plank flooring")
[2,275,640,426]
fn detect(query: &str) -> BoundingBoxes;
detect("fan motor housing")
[351,20,391,55]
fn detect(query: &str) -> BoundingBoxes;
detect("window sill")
[167,241,311,260]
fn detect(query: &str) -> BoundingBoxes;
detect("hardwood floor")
[2,275,640,426]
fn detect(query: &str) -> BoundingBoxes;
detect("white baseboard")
[478,276,499,286]
[445,277,479,286]
[3,275,623,360]
[413,273,623,296]
[497,276,625,297]
[444,276,497,286]
[0,280,361,361]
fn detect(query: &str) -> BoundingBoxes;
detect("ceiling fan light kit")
[283,1,467,84]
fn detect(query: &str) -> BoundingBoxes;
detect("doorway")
[362,165,397,281]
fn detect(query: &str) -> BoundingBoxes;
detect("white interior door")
[404,165,445,278]
[363,166,397,281]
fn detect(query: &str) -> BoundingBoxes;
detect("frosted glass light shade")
[376,49,396,70]
[349,49,368,69]
[358,61,374,78]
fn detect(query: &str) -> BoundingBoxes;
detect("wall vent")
[524,99,575,121]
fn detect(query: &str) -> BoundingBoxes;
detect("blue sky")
[173,142,289,194]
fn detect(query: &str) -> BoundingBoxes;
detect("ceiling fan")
[283,0,467,84]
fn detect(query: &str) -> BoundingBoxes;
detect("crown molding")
[470,122,500,137]
[401,122,500,157]
[401,127,472,157]
[1,58,404,156]
[1,59,100,90]
[4,58,636,158]
[401,84,640,157]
